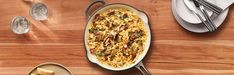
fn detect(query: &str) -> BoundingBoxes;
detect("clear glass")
[30,2,48,21]
[11,16,30,34]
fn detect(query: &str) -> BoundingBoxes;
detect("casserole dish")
[84,0,151,74]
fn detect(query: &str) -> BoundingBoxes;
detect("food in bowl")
[36,68,54,75]
[29,63,72,75]
[87,8,147,68]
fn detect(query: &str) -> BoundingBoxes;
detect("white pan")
[84,0,152,74]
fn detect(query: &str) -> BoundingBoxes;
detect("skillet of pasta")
[87,8,147,68]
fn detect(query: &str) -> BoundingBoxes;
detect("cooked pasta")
[88,8,147,68]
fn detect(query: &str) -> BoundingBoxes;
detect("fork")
[193,0,216,32]
[195,0,223,15]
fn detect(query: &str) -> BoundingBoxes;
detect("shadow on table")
[87,62,142,75]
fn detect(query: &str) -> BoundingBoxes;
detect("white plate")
[172,0,229,33]
[176,0,215,24]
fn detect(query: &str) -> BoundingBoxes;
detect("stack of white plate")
[172,0,229,33]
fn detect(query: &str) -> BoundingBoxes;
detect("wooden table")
[0,0,234,75]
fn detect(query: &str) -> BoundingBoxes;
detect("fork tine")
[199,0,223,12]
[197,1,220,14]
[196,0,223,15]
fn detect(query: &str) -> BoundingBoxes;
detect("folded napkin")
[215,0,234,10]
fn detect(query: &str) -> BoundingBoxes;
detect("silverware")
[192,0,216,32]
[184,0,213,32]
[195,0,223,15]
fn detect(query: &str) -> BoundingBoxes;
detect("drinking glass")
[30,2,49,20]
[24,0,49,21]
[11,16,30,34]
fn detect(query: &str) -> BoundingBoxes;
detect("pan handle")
[85,0,106,20]
[135,61,151,75]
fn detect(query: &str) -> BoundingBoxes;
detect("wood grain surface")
[0,0,234,75]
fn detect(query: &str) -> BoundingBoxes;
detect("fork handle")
[193,11,213,32]
[199,6,216,31]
